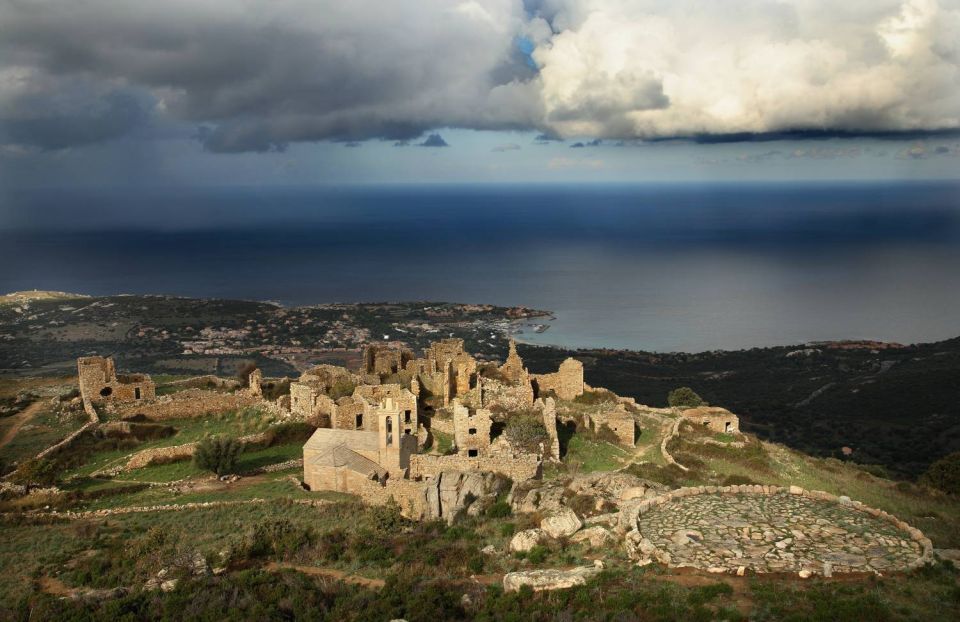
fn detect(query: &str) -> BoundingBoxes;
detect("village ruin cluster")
[75,337,657,520]
[65,337,939,583]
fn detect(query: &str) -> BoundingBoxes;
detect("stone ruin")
[680,406,740,434]
[78,356,155,404]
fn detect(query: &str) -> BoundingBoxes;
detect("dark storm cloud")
[0,0,958,153]
[0,92,147,150]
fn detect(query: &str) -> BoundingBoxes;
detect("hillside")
[521,339,960,479]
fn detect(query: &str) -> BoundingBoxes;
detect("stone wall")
[532,358,584,401]
[112,389,261,421]
[410,451,541,482]
[352,476,428,519]
[588,405,635,448]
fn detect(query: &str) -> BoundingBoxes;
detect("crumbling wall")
[532,358,584,401]
[111,389,260,420]
[587,404,636,448]
[538,397,561,459]
[410,452,541,482]
[481,377,534,411]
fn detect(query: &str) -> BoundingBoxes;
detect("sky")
[1,0,959,187]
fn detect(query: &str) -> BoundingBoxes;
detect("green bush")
[921,452,960,495]
[193,435,243,476]
[668,387,704,409]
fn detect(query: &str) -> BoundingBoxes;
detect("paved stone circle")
[636,489,927,574]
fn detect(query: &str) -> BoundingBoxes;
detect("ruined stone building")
[406,338,479,407]
[363,343,414,378]
[303,397,417,493]
[452,400,493,457]
[681,406,740,433]
[77,356,155,403]
[586,403,636,448]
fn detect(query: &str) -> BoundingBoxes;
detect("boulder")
[569,526,612,548]
[540,507,583,539]
[503,565,602,592]
[510,528,545,553]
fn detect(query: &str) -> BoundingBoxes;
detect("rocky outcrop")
[503,562,603,592]
[540,506,583,539]
[422,470,507,524]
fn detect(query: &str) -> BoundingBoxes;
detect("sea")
[2,181,959,352]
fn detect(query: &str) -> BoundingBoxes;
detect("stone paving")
[636,492,924,574]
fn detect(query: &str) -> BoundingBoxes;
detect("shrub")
[527,545,548,564]
[921,452,960,495]
[9,458,58,486]
[236,519,314,560]
[485,501,512,518]
[504,415,549,453]
[668,387,704,409]
[499,523,516,537]
[193,435,243,475]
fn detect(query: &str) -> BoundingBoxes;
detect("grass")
[564,435,629,472]
[0,405,88,467]
[431,429,454,455]
[60,407,283,480]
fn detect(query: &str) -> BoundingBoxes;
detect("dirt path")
[0,400,45,449]
[265,562,385,588]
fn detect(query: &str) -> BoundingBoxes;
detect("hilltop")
[2,293,957,478]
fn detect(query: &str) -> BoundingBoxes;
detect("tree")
[668,386,704,409]
[921,452,960,495]
[504,414,549,453]
[193,435,243,476]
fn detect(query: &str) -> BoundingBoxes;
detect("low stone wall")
[410,451,541,482]
[38,497,332,520]
[628,484,935,573]
[35,421,99,461]
[112,389,261,421]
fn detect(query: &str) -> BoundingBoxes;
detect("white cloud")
[0,0,957,151]
[533,0,960,139]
